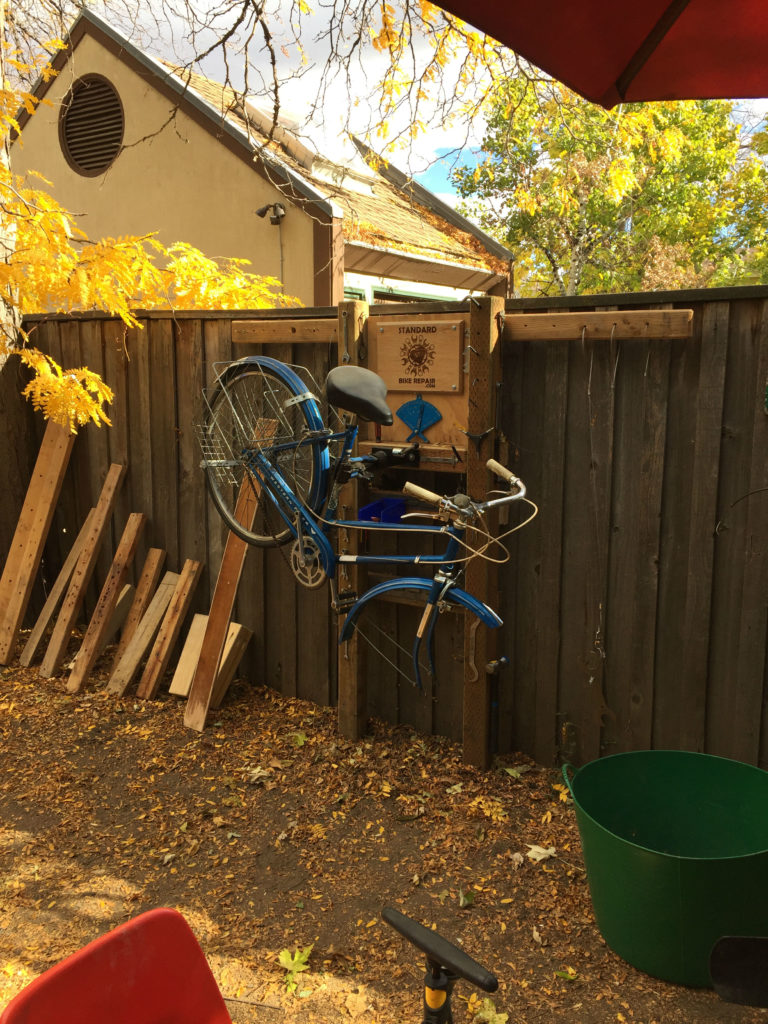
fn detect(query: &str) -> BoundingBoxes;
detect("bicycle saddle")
[326,366,393,426]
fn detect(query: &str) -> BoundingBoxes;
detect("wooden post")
[336,300,369,741]
[184,480,257,731]
[210,624,253,708]
[463,296,505,768]
[100,584,135,655]
[106,571,180,696]
[0,420,75,664]
[110,548,166,672]
[19,509,96,667]
[136,558,204,699]
[67,512,146,692]
[39,463,126,678]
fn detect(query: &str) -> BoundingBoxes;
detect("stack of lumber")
[0,421,253,726]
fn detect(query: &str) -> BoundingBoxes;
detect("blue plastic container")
[358,498,405,523]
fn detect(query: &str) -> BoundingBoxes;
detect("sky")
[109,0,492,204]
[101,0,768,210]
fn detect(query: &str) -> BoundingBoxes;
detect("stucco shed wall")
[14,33,317,304]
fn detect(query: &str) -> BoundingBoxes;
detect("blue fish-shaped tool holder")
[396,395,442,442]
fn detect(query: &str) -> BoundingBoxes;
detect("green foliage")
[453,79,768,296]
[2,46,300,431]
[277,945,313,993]
[471,996,508,1023]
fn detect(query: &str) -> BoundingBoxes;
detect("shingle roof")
[166,64,511,280]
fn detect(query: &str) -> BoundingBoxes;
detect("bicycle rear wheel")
[202,357,329,546]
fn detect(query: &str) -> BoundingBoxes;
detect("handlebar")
[486,458,516,484]
[382,906,498,992]
[402,459,526,512]
[402,480,444,505]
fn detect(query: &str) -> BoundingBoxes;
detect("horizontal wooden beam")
[357,441,466,472]
[232,318,338,345]
[502,309,693,342]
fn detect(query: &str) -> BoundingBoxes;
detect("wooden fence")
[500,286,768,768]
[5,284,768,768]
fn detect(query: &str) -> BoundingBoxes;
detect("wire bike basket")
[197,359,344,486]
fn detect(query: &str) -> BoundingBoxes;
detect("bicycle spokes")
[354,618,434,690]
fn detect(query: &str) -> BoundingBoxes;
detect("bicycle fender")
[338,578,502,644]
[216,354,331,520]
[216,355,325,429]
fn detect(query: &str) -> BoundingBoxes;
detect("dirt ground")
[0,653,765,1024]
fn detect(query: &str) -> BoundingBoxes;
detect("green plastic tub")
[564,750,768,987]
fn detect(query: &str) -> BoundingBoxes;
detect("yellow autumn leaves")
[367,0,504,145]
[1,48,299,430]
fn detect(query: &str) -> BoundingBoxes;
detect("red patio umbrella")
[436,0,768,107]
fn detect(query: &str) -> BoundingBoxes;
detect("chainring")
[290,537,327,589]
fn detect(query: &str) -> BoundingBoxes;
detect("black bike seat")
[326,366,393,426]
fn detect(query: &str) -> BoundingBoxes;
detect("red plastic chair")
[0,908,232,1024]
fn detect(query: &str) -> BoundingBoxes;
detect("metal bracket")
[463,344,478,374]
[460,426,493,455]
[467,617,481,682]
[330,581,357,613]
[342,309,351,364]
[284,391,317,408]
[485,656,509,675]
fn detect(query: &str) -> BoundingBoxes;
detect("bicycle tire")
[203,356,329,547]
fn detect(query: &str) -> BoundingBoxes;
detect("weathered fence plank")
[176,319,208,585]
[102,320,132,551]
[602,336,669,754]
[149,318,180,571]
[557,328,615,765]
[707,298,768,762]
[126,321,154,557]
[503,330,568,764]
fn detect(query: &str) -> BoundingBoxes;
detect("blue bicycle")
[200,356,536,687]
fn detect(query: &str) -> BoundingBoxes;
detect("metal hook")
[463,344,479,374]
[342,309,350,364]
[611,323,620,389]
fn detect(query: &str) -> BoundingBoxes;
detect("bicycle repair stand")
[382,906,498,1023]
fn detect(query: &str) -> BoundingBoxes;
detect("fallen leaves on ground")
[0,659,761,1023]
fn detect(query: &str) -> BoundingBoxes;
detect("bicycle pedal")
[332,590,357,612]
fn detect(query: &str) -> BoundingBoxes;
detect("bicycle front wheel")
[203,357,329,546]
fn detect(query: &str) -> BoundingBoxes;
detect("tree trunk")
[1,1,22,370]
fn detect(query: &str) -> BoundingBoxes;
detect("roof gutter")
[345,239,507,293]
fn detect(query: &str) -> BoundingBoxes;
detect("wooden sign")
[376,320,463,393]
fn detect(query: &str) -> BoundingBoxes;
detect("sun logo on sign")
[400,338,436,376]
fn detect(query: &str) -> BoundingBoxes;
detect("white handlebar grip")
[403,481,444,505]
[486,458,516,483]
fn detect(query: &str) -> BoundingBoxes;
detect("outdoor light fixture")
[255,202,286,224]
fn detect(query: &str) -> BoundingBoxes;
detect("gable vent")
[60,76,124,176]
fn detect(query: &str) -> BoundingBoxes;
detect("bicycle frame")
[239,418,468,576]
[203,355,531,690]
[238,420,502,687]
